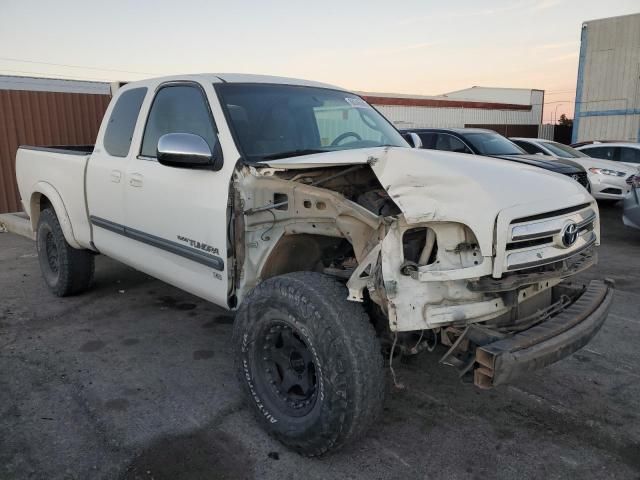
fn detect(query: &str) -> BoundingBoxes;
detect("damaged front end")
[353,195,612,388]
[372,148,613,387]
[240,146,613,389]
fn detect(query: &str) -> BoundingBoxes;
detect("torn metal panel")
[234,166,381,303]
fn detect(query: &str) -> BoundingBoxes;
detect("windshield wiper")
[261,149,328,161]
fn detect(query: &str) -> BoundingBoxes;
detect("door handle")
[129,173,144,188]
[110,170,122,183]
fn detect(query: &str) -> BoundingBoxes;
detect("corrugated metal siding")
[579,114,640,141]
[444,87,532,104]
[374,104,540,130]
[0,90,110,213]
[574,13,640,142]
[530,90,544,126]
[538,124,555,140]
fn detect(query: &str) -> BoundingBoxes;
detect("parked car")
[16,74,612,456]
[576,142,640,168]
[511,137,637,201]
[511,137,590,159]
[623,175,640,230]
[401,128,591,190]
[570,140,623,148]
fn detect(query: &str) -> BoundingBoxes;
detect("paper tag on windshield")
[345,97,369,108]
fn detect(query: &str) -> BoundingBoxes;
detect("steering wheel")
[331,132,362,146]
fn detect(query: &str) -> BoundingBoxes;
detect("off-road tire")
[36,208,95,297]
[233,272,385,456]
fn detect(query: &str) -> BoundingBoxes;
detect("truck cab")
[16,74,613,456]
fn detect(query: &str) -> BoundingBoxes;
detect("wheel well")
[260,234,354,281]
[28,192,52,230]
[259,234,387,341]
[39,194,52,211]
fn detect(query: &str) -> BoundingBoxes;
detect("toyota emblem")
[561,222,579,247]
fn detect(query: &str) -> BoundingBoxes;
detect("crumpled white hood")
[265,147,594,254]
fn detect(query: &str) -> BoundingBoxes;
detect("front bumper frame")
[474,279,613,388]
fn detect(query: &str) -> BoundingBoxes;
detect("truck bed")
[15,145,93,249]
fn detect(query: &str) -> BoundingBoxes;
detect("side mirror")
[157,133,220,169]
[407,132,423,149]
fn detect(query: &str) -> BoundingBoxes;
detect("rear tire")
[36,208,95,297]
[233,272,384,456]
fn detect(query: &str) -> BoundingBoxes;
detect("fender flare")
[29,182,82,249]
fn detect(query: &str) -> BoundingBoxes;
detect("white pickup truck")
[16,74,613,456]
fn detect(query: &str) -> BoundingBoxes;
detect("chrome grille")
[504,204,597,272]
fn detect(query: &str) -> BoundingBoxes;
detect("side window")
[435,134,469,153]
[103,88,147,157]
[516,141,545,155]
[449,136,471,154]
[418,133,437,149]
[584,146,616,161]
[619,147,640,164]
[141,85,217,158]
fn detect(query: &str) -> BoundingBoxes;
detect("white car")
[576,142,640,168]
[511,137,637,201]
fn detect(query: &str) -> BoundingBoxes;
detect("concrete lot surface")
[1,204,639,480]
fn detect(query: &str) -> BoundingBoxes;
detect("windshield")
[215,83,407,162]
[543,141,588,158]
[464,132,526,156]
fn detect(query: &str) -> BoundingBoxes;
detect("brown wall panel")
[0,90,110,213]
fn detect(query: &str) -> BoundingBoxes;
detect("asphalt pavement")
[1,203,639,480]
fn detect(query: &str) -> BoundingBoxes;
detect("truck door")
[122,82,229,306]
[86,87,148,257]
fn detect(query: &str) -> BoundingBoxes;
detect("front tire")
[233,272,384,456]
[36,208,95,297]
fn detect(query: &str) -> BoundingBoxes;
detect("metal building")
[361,87,545,136]
[0,75,111,213]
[573,13,640,143]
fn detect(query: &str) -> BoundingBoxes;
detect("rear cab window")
[103,87,147,157]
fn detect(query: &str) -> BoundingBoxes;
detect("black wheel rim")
[258,322,318,417]
[45,231,59,274]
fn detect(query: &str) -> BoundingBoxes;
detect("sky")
[1,0,638,122]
